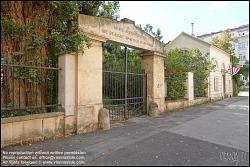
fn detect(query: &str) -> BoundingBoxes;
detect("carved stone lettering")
[78,14,164,53]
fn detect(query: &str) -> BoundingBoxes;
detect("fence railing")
[1,62,60,118]
[103,70,147,120]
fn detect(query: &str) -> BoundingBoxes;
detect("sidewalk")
[1,96,249,166]
[238,91,249,97]
[1,103,215,164]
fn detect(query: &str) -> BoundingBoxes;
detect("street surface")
[1,96,249,166]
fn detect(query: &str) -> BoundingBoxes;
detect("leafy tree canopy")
[211,29,242,92]
[137,24,163,42]
[211,29,239,66]
[77,1,120,20]
[240,60,249,79]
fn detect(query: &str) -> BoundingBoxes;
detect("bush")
[190,49,213,97]
[164,49,190,100]
[164,48,214,100]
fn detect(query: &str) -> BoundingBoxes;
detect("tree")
[1,1,56,112]
[211,30,240,96]
[164,48,214,100]
[97,1,120,20]
[77,1,103,16]
[137,23,163,42]
[240,61,249,81]
[77,1,120,20]
[154,28,163,42]
[1,1,119,116]
[143,24,153,34]
[164,49,189,100]
[190,49,215,97]
[211,30,238,65]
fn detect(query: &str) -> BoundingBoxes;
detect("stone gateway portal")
[59,14,166,135]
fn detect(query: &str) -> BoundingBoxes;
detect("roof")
[164,32,230,58]
[197,24,249,38]
[164,32,210,51]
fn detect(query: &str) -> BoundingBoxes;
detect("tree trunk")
[1,1,53,114]
[232,76,238,96]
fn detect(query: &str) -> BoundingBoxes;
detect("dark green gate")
[102,47,147,121]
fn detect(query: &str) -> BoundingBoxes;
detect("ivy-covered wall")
[1,1,91,117]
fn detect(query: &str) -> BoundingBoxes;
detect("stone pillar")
[141,51,165,115]
[58,54,77,135]
[185,72,194,101]
[76,37,106,134]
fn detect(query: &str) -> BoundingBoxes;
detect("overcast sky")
[118,1,249,43]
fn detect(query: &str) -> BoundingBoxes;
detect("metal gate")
[102,47,147,121]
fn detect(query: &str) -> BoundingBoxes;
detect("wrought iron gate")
[102,47,147,121]
[103,70,147,121]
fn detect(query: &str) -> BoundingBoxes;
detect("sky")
[118,1,249,43]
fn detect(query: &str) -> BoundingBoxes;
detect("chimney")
[191,23,195,36]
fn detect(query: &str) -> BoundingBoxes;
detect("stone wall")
[1,112,64,148]
[188,97,210,106]
[165,97,210,112]
[166,99,189,111]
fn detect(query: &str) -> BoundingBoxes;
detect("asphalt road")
[1,96,249,166]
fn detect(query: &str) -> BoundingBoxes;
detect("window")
[238,42,246,49]
[239,54,246,61]
[239,54,242,60]
[214,77,219,91]
[238,31,247,36]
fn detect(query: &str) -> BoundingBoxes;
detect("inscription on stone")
[79,14,164,53]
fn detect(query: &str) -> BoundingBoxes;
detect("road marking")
[228,105,249,108]
[232,113,249,116]
[226,105,249,111]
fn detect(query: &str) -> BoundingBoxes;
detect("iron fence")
[1,61,60,118]
[102,46,147,121]
[103,70,147,121]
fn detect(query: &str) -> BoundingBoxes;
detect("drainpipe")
[208,52,212,102]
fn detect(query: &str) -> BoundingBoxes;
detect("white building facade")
[164,32,233,101]
[198,24,249,82]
